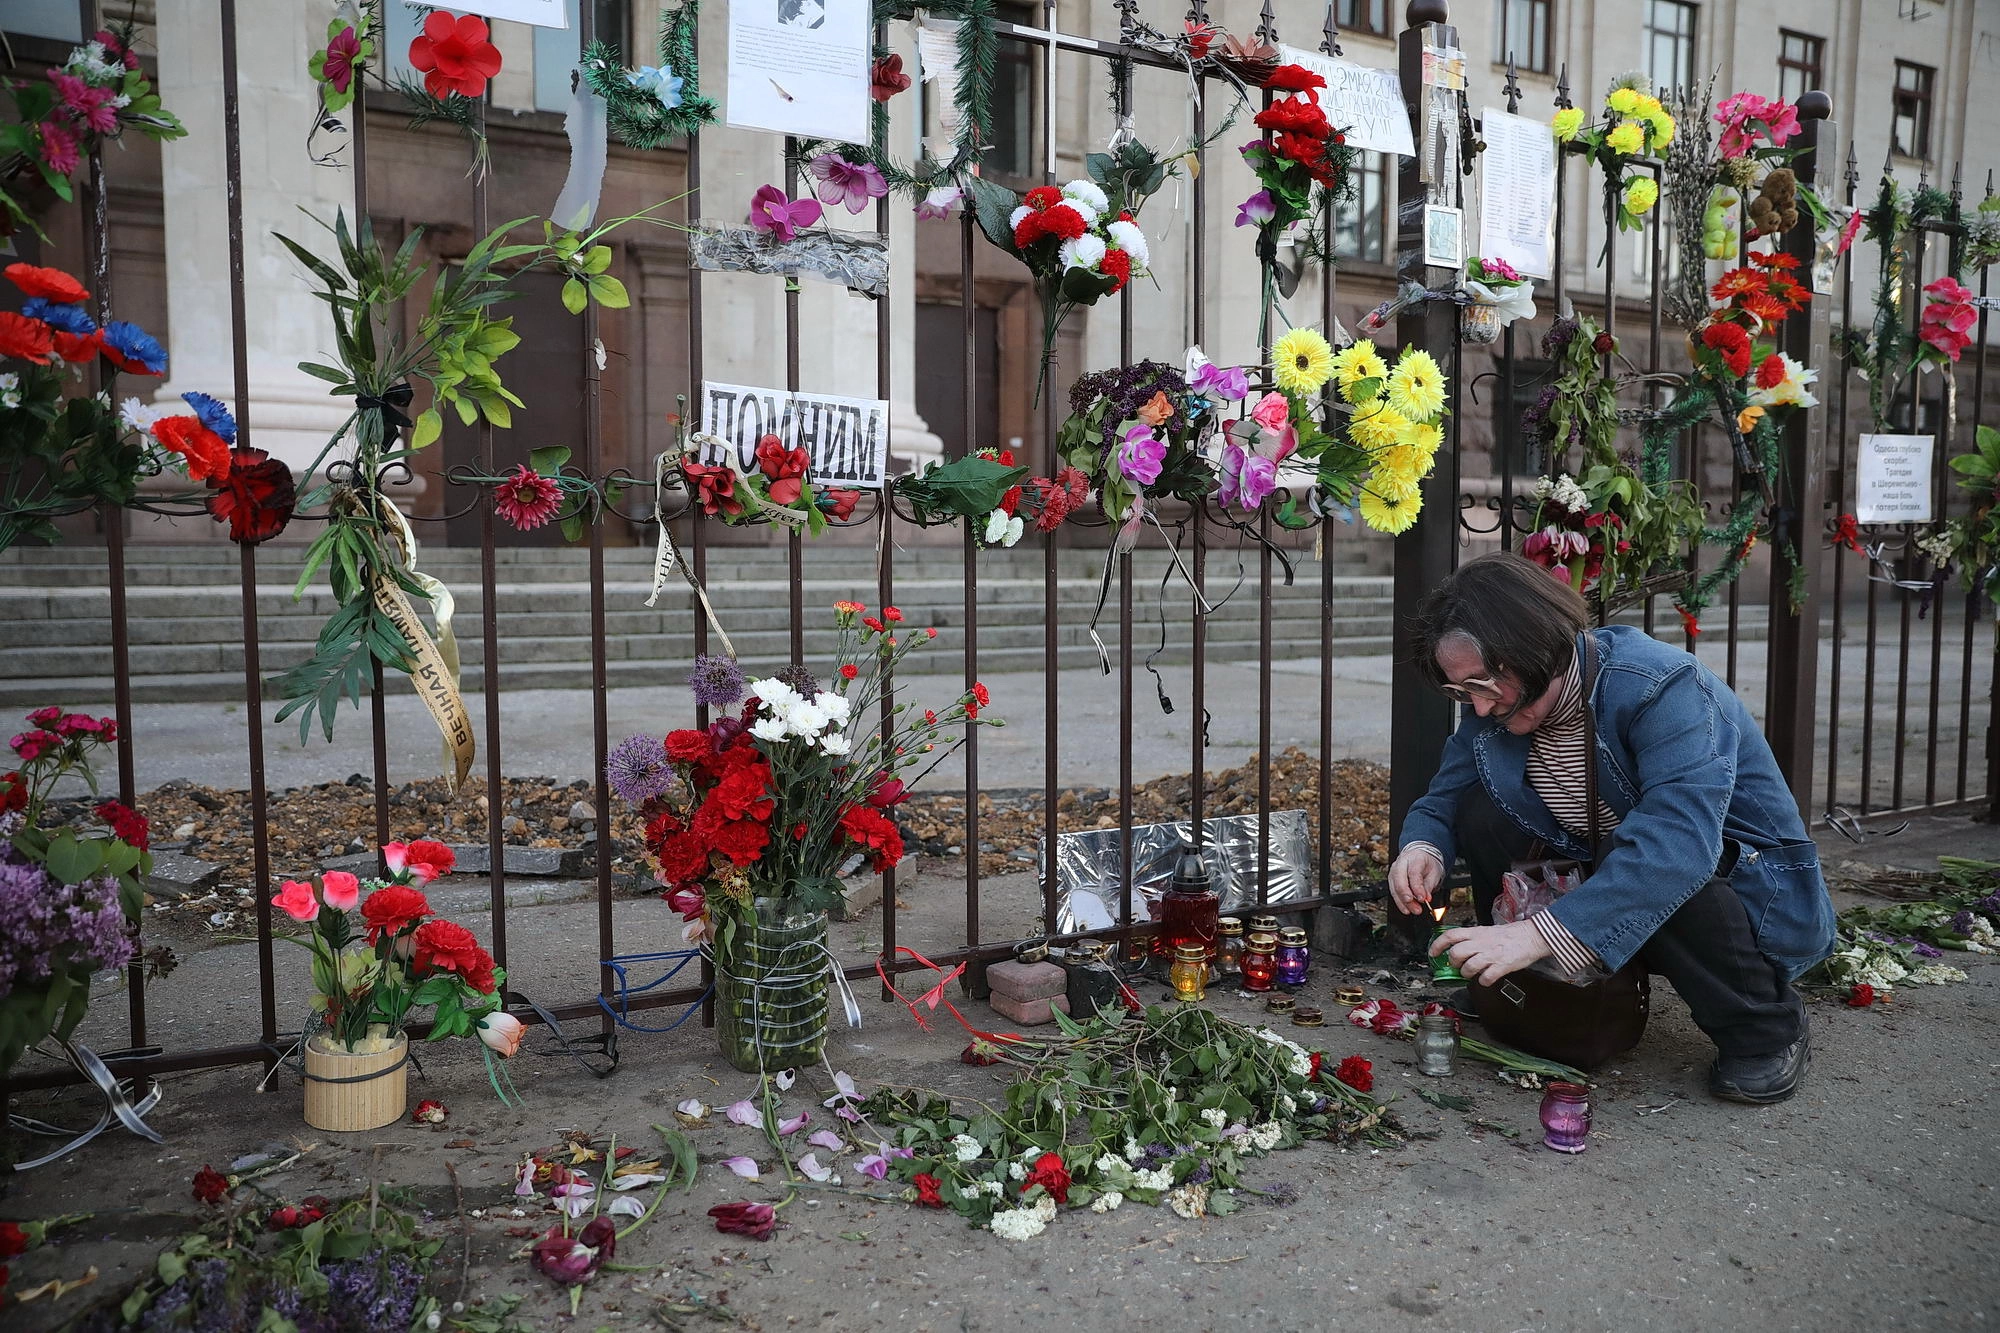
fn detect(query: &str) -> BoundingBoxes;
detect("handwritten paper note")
[1477,107,1557,279]
[1278,47,1415,159]
[1856,435,1935,524]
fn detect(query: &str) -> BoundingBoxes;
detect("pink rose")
[273,879,320,923]
[319,870,361,911]
[1250,390,1290,432]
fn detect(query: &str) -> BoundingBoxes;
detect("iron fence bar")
[959,209,981,954]
[785,140,804,664]
[875,131,898,1002]
[1974,175,1995,807]
[1317,68,1337,900]
[354,72,392,863]
[471,98,509,975]
[1643,160,1663,639]
[1863,569,1879,814]
[687,128,716,1026]
[1826,142,1859,817]
[1187,35,1208,852]
[220,0,275,1051]
[1927,174,1966,808]
[1039,0,1059,938]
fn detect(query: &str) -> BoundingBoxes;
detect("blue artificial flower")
[100,320,167,375]
[21,297,95,334]
[626,63,684,111]
[181,390,237,443]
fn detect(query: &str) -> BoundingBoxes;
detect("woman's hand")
[1430,920,1553,985]
[1388,846,1443,915]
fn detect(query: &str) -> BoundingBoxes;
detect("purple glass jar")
[1275,927,1310,987]
[1540,1081,1592,1153]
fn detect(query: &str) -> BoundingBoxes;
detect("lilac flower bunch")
[0,851,132,999]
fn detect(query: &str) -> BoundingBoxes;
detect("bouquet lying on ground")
[273,839,521,1090]
[0,706,149,1074]
[623,605,1001,939]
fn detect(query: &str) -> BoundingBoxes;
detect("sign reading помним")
[700,381,890,489]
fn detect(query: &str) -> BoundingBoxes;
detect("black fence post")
[1764,91,1833,812]
[1389,0,1460,944]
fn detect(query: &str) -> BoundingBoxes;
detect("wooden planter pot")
[302,1033,410,1132]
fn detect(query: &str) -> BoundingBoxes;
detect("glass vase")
[1540,1081,1592,1153]
[714,910,831,1075]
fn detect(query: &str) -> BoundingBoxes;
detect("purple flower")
[1911,941,1944,959]
[1953,910,1977,935]
[1117,423,1165,486]
[1218,442,1277,511]
[748,184,823,242]
[1238,139,1271,171]
[1191,361,1249,401]
[0,855,130,1000]
[808,155,889,215]
[688,652,747,709]
[915,184,963,220]
[1235,189,1277,228]
[857,1153,889,1180]
[605,733,675,804]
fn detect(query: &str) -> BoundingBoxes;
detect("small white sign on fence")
[700,381,891,490]
[1854,434,1935,525]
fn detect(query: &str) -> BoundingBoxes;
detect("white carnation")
[750,678,801,712]
[813,691,852,725]
[1090,1190,1124,1213]
[818,733,851,756]
[749,717,791,743]
[1105,219,1149,270]
[1008,205,1034,233]
[786,701,829,736]
[1061,179,1108,214]
[951,1133,982,1162]
[1058,234,1107,273]
[989,1206,1048,1241]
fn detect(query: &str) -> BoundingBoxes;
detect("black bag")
[1466,634,1649,1071]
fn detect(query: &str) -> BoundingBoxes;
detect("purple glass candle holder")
[1540,1081,1592,1153]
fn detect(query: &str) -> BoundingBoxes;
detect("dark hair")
[1410,551,1590,704]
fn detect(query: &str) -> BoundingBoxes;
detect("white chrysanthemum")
[990,1206,1048,1241]
[1058,234,1107,273]
[1090,1190,1124,1213]
[814,691,851,725]
[819,733,851,756]
[1061,179,1108,214]
[786,701,829,736]
[749,717,790,743]
[1094,1153,1124,1176]
[751,678,802,712]
[1167,1184,1209,1219]
[951,1133,982,1162]
[1105,220,1149,270]
[1131,1166,1173,1191]
[1200,1108,1227,1128]
[1009,205,1034,233]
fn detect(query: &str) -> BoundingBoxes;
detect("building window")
[1642,0,1698,93]
[1777,30,1823,104]
[974,1,1037,181]
[1333,151,1390,264]
[536,0,631,110]
[1493,0,1552,74]
[1336,0,1391,37]
[1893,61,1935,159]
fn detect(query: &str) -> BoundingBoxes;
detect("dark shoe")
[1708,1028,1810,1105]
[1444,987,1479,1019]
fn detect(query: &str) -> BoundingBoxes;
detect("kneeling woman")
[1387,552,1835,1104]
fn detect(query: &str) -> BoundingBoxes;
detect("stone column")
[150,0,358,487]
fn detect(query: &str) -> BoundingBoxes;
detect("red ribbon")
[874,946,1027,1047]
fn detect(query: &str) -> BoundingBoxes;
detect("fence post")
[1388,0,1460,939]
[1762,91,1833,812]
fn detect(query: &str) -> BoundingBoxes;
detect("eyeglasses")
[1439,675,1508,704]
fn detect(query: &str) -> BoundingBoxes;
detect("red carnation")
[1846,982,1876,1007]
[401,839,457,882]
[1700,322,1752,378]
[839,803,904,873]
[1755,354,1788,390]
[1023,186,1063,209]
[413,919,497,993]
[0,1221,26,1258]
[1098,248,1133,291]
[360,884,432,944]
[1334,1055,1373,1092]
[913,1173,945,1207]
[206,445,297,543]
[95,799,149,850]
[1038,203,1088,242]
[192,1164,229,1205]
[0,772,25,816]
[1308,1051,1324,1083]
[655,831,712,886]
[709,1201,778,1239]
[710,767,775,822]
[664,729,714,763]
[1024,1150,1071,1204]
[839,663,859,681]
[1262,63,1328,94]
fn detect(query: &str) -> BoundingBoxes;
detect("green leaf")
[299,361,353,385]
[45,831,107,884]
[587,274,629,309]
[560,278,588,315]
[530,445,572,475]
[411,408,443,449]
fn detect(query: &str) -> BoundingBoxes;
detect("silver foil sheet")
[1045,810,1314,935]
[688,222,890,298]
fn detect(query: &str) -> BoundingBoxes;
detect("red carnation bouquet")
[626,603,1001,1069]
[273,839,517,1091]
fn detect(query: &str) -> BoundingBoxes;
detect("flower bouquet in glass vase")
[271,840,518,1131]
[0,708,149,1083]
[627,608,1000,1073]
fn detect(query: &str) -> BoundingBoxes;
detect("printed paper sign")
[1278,47,1415,159]
[726,0,871,144]
[403,0,567,29]
[701,382,891,489]
[1477,107,1557,278]
[1855,434,1935,524]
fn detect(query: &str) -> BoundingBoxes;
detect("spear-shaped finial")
[1950,161,1963,204]
[1323,1,1341,56]
[1555,62,1572,111]
[1844,139,1859,192]
[1504,57,1521,114]
[1258,0,1278,45]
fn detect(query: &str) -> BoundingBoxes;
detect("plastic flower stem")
[1455,1035,1589,1084]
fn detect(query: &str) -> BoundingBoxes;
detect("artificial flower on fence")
[966,142,1171,402]
[1553,74,1676,233]
[673,425,860,536]
[1276,335,1449,538]
[1459,255,1537,338]
[1235,62,1357,295]
[1944,426,2000,613]
[894,447,1050,549]
[0,709,148,1076]
[576,3,717,152]
[1056,352,1244,537]
[0,264,268,553]
[0,24,184,240]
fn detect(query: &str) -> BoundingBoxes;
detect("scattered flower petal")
[720,1156,761,1181]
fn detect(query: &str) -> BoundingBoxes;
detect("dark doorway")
[914,301,1000,461]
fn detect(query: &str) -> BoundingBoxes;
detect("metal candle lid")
[1066,940,1104,963]
[1278,926,1309,945]
[1172,943,1208,964]
[1334,985,1367,1006]
[1218,916,1244,937]
[1244,932,1279,952]
[1248,914,1281,934]
[1292,1006,1324,1027]
[1014,939,1049,964]
[1264,994,1295,1014]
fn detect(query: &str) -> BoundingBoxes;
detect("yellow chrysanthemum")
[1272,327,1335,396]
[1404,422,1443,469]
[1624,176,1660,215]
[1385,348,1447,422]
[1551,107,1585,142]
[1374,442,1422,476]
[1348,403,1412,450]
[1633,93,1663,119]
[1607,87,1643,116]
[1359,478,1422,535]
[1646,109,1676,148]
[1331,342,1390,399]
[1605,120,1645,155]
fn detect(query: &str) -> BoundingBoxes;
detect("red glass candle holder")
[1540,1081,1592,1153]
[1240,935,1278,992]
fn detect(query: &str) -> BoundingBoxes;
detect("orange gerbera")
[1740,291,1791,332]
[1747,250,1800,270]
[1710,268,1764,301]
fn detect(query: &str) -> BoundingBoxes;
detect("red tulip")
[708,1201,777,1240]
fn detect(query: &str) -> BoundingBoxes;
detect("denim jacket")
[1398,625,1836,979]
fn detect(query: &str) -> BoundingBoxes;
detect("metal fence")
[7,0,1994,1097]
